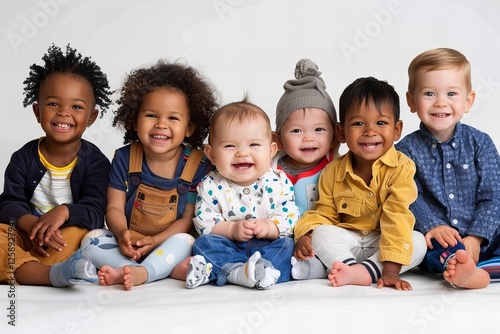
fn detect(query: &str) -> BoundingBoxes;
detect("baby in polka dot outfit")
[186,98,300,290]
[396,48,500,289]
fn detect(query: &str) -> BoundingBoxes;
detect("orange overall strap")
[128,142,143,174]
[180,148,204,184]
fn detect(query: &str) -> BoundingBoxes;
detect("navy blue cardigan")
[0,138,110,230]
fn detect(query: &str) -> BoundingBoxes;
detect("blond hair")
[407,48,472,93]
[208,98,272,144]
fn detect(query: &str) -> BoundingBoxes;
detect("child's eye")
[47,102,58,107]
[377,121,388,126]
[423,91,434,97]
[224,144,235,148]
[315,127,326,132]
[169,116,180,121]
[145,113,157,118]
[290,129,301,133]
[72,105,83,110]
[352,121,363,127]
[448,92,457,97]
[250,143,261,147]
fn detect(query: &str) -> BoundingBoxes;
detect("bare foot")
[444,250,490,289]
[98,265,124,286]
[170,256,192,280]
[97,265,148,290]
[328,262,372,287]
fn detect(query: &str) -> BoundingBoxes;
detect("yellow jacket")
[293,146,417,265]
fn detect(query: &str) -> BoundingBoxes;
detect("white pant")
[311,225,427,280]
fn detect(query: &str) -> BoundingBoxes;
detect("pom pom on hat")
[275,58,337,134]
[294,58,322,80]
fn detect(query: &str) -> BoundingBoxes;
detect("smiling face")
[277,108,335,169]
[407,67,475,142]
[205,111,277,187]
[134,88,193,159]
[33,73,98,146]
[337,100,402,166]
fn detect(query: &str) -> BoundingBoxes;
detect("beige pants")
[0,223,88,283]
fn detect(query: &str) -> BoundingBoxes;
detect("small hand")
[29,205,68,246]
[376,273,412,291]
[425,226,462,249]
[231,220,256,242]
[134,235,155,259]
[462,235,482,264]
[293,234,315,260]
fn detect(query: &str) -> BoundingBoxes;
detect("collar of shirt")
[335,145,399,182]
[418,121,463,150]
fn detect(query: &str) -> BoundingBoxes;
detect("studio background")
[2,0,499,190]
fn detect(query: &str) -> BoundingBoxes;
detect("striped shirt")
[30,147,76,216]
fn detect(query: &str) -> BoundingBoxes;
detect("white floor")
[1,269,499,334]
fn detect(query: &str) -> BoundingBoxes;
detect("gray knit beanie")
[275,58,337,133]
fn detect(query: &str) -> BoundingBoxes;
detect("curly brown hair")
[23,44,113,117]
[112,60,219,149]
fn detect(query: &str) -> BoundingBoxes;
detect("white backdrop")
[2,0,500,191]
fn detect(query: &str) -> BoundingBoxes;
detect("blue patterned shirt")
[396,122,500,250]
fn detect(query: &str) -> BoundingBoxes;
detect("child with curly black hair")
[82,60,219,290]
[0,44,113,287]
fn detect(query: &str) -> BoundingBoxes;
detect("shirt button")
[342,203,347,209]
[404,244,409,250]
[369,213,375,219]
[463,164,469,169]
[362,230,369,235]
[449,194,454,199]
[452,219,458,225]
[446,163,451,169]
[432,144,437,148]
[367,192,373,198]
[452,142,456,147]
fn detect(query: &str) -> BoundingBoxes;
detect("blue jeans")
[192,235,294,286]
[419,239,465,273]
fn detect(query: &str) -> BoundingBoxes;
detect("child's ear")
[406,91,417,113]
[270,141,278,158]
[394,120,403,141]
[464,90,476,113]
[271,131,284,150]
[32,103,40,123]
[185,123,196,137]
[204,144,216,165]
[330,126,341,149]
[87,109,99,127]
[336,123,347,143]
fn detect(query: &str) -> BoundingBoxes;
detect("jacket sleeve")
[64,142,110,230]
[293,163,338,241]
[0,144,34,223]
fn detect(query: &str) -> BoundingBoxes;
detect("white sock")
[227,251,261,288]
[49,249,98,287]
[291,256,327,280]
[255,266,280,290]
[186,255,212,289]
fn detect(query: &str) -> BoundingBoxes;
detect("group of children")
[1,44,499,292]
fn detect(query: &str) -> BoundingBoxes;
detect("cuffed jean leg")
[193,234,249,286]
[249,237,294,283]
